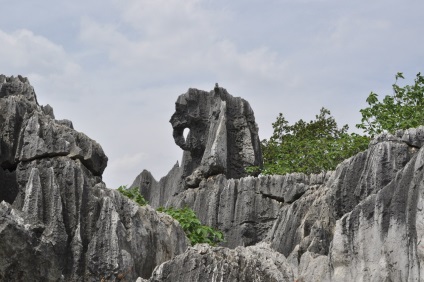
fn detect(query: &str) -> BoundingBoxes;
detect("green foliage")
[157,206,224,246]
[245,165,262,175]
[258,107,370,175]
[117,185,148,206]
[357,72,424,136]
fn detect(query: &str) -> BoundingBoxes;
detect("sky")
[1,0,423,188]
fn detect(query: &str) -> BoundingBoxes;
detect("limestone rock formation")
[0,75,189,281]
[133,86,424,281]
[131,87,273,247]
[3,75,424,281]
[327,131,424,281]
[170,87,262,187]
[147,243,294,282]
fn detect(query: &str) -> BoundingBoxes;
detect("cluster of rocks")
[0,76,188,281]
[132,86,424,281]
[1,76,424,281]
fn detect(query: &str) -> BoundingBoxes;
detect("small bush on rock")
[117,185,148,206]
[157,206,224,246]
[255,107,369,175]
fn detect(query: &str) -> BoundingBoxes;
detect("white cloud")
[0,29,80,75]
[78,0,290,85]
[114,0,222,36]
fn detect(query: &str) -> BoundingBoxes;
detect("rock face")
[0,75,189,281]
[263,132,421,281]
[327,131,424,281]
[170,87,262,188]
[147,243,294,282]
[133,85,424,281]
[3,76,424,281]
[131,87,272,247]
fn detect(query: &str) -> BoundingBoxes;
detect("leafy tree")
[157,206,224,246]
[256,108,369,175]
[117,185,148,206]
[357,72,424,136]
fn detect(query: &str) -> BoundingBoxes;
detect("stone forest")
[1,75,424,281]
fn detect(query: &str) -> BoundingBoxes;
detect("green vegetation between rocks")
[250,108,370,175]
[117,186,224,246]
[157,206,224,246]
[117,185,148,206]
[119,72,424,244]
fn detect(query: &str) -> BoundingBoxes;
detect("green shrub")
[157,206,224,246]
[257,107,369,175]
[117,185,148,206]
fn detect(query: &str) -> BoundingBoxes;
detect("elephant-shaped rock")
[170,86,263,187]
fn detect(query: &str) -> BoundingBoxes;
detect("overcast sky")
[1,0,423,188]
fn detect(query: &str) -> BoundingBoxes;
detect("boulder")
[147,243,294,282]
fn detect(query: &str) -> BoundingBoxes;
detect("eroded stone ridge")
[3,75,424,281]
[134,84,424,281]
[0,75,107,177]
[170,87,262,187]
[147,243,294,282]
[0,75,189,281]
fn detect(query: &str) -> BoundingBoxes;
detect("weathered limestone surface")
[0,75,106,177]
[267,137,413,258]
[132,87,318,247]
[0,75,189,281]
[133,85,424,281]
[131,164,184,208]
[169,87,262,188]
[329,142,424,281]
[147,243,294,282]
[3,76,424,281]
[267,131,424,281]
[132,160,330,248]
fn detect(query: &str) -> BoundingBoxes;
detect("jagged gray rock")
[147,243,294,282]
[131,164,184,208]
[133,84,424,281]
[328,144,424,281]
[0,76,107,178]
[169,87,262,188]
[131,87,276,247]
[166,173,333,248]
[0,75,189,281]
[267,138,414,260]
[0,75,38,173]
[4,76,424,281]
[132,160,330,248]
